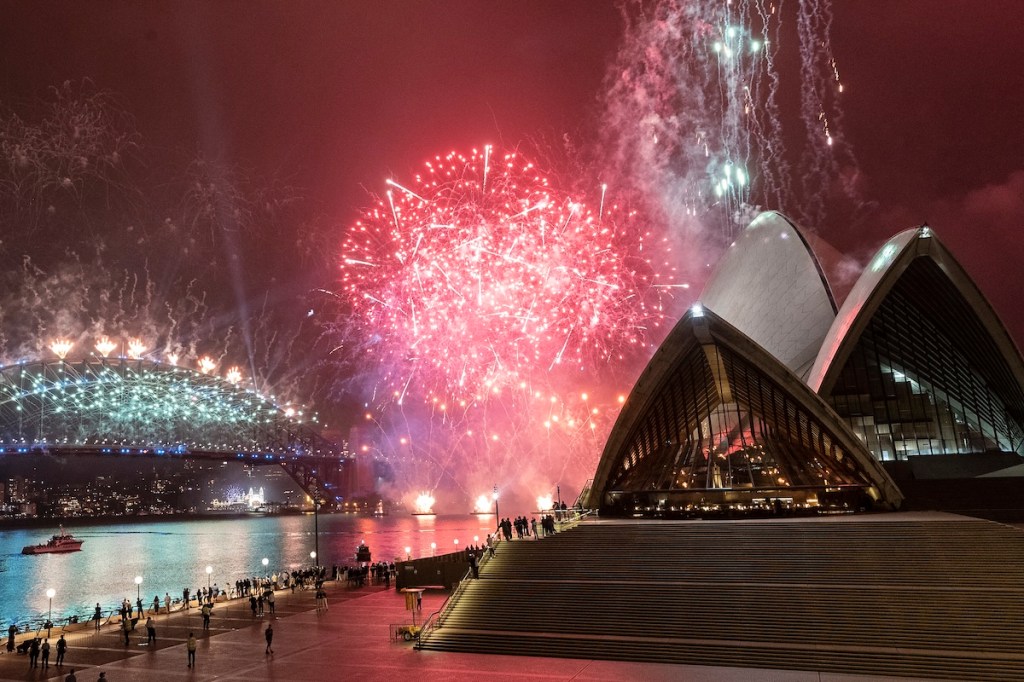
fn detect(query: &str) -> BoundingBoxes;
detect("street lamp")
[311,487,320,566]
[205,565,213,591]
[430,541,436,556]
[45,588,55,637]
[134,575,143,602]
[262,557,269,571]
[404,546,411,560]
[493,484,499,519]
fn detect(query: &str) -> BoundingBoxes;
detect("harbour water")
[0,513,496,628]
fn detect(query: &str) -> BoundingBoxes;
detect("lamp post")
[205,565,212,591]
[262,557,269,572]
[430,542,436,557]
[134,575,143,602]
[493,484,499,519]
[45,588,55,637]
[404,546,411,561]
[312,487,320,566]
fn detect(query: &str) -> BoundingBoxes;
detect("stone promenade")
[0,578,938,681]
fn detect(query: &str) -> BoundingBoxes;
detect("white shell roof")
[700,211,837,378]
[805,228,921,393]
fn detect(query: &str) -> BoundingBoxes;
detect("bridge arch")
[0,358,347,504]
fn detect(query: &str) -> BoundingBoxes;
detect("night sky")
[2,0,1023,380]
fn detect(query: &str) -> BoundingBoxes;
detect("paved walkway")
[0,576,942,682]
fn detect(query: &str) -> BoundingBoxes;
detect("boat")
[22,528,84,555]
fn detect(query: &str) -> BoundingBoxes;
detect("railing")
[553,507,595,532]
[415,539,498,649]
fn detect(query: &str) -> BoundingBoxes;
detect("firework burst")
[338,146,671,406]
[333,147,677,508]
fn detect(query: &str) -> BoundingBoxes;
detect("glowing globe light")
[473,494,492,514]
[49,339,73,360]
[126,338,146,359]
[413,493,435,514]
[197,356,216,375]
[536,494,554,512]
[95,336,117,358]
[225,366,243,384]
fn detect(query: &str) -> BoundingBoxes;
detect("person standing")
[267,591,275,616]
[94,604,102,631]
[146,617,156,644]
[28,637,40,668]
[152,595,160,615]
[6,623,16,652]
[121,616,130,646]
[56,634,67,666]
[264,623,274,654]
[63,668,77,682]
[201,602,211,630]
[186,632,196,668]
[41,638,50,668]
[164,593,171,614]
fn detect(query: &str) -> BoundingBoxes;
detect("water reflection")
[0,513,496,626]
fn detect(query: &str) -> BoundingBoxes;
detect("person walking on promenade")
[28,637,39,668]
[152,595,160,615]
[186,632,197,668]
[264,623,274,654]
[267,591,276,616]
[6,623,16,652]
[94,604,102,631]
[201,602,211,630]
[121,615,130,646]
[164,593,171,614]
[146,617,156,644]
[56,634,67,666]
[41,638,50,668]
[63,668,76,681]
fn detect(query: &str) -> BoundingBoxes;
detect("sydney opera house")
[588,212,1024,517]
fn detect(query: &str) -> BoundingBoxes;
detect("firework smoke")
[600,0,856,238]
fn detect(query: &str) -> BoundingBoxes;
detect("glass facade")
[606,337,876,508]
[825,259,1024,461]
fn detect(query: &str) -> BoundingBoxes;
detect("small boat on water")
[22,527,84,555]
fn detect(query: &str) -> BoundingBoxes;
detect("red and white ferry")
[21,527,84,554]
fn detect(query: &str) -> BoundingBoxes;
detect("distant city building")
[590,212,1024,516]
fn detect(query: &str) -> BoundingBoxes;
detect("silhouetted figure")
[56,634,67,666]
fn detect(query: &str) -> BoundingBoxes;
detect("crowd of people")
[496,513,560,541]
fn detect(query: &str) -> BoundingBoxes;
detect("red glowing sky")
[2,0,1023,345]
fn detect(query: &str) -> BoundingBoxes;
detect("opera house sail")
[807,227,1024,474]
[588,306,902,515]
[589,211,1024,517]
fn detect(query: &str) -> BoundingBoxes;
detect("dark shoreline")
[0,510,310,531]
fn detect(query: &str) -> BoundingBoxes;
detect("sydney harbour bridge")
[0,357,353,507]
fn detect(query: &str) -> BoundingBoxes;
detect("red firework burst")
[338,146,674,405]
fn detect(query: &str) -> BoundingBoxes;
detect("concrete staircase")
[417,514,1024,680]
